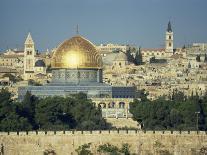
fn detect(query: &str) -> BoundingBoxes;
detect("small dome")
[35,60,46,67]
[114,51,128,61]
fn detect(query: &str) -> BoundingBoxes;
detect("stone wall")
[0,130,206,155]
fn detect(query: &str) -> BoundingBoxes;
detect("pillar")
[125,102,129,119]
[115,101,119,119]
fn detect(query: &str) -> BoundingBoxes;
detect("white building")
[97,43,129,57]
[141,21,174,62]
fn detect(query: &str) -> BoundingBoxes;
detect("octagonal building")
[18,35,136,118]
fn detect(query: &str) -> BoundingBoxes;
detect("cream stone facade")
[97,43,129,57]
[141,21,174,62]
[0,130,206,155]
[23,33,36,80]
[23,33,48,81]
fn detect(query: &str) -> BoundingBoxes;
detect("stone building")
[23,33,48,81]
[112,51,129,68]
[141,21,174,62]
[97,43,129,57]
[18,34,136,118]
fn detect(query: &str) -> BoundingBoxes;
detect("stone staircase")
[105,118,141,129]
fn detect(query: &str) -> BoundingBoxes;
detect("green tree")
[75,143,93,155]
[196,54,201,62]
[126,48,135,63]
[120,143,131,155]
[16,91,38,129]
[97,143,120,155]
[130,92,207,130]
[0,89,32,131]
[204,54,207,63]
[134,47,143,65]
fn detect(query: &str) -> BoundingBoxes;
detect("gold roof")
[51,35,102,69]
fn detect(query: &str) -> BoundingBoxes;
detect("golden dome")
[51,35,102,69]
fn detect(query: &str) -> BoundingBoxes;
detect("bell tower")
[24,32,36,80]
[165,21,173,54]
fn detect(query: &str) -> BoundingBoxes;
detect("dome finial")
[76,24,79,35]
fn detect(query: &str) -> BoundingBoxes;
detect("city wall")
[0,130,207,155]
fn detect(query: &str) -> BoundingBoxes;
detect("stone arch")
[119,102,125,108]
[108,102,115,108]
[98,102,106,108]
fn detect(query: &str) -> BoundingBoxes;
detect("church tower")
[24,33,36,80]
[165,21,173,54]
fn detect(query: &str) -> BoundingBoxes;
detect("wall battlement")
[0,130,206,155]
[0,129,206,136]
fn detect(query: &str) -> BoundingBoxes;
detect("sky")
[0,0,207,51]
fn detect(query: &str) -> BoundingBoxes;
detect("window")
[169,36,171,40]
[169,43,171,47]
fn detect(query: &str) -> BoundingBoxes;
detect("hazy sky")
[0,0,207,51]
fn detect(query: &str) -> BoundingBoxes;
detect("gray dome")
[35,59,46,67]
[114,51,128,61]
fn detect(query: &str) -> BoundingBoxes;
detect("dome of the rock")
[51,35,102,69]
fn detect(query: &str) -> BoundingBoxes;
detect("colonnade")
[92,98,133,118]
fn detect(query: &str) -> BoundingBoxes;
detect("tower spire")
[167,21,172,32]
[25,32,34,44]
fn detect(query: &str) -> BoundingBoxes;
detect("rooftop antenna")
[76,24,79,35]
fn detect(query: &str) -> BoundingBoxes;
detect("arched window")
[169,36,171,40]
[169,43,171,47]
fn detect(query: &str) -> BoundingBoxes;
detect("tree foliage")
[204,54,207,63]
[97,143,131,155]
[0,90,111,131]
[126,48,135,63]
[134,47,143,65]
[75,143,93,155]
[130,91,207,130]
[196,54,201,62]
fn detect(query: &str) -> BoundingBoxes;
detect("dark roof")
[35,59,46,67]
[167,21,172,32]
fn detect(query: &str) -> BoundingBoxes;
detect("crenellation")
[1,130,205,155]
[1,130,207,136]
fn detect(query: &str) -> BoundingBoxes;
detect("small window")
[169,36,171,39]
[169,43,171,47]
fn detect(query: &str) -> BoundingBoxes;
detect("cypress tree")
[196,54,201,62]
[134,47,143,65]
[204,54,207,63]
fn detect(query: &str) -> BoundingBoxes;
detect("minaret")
[24,33,36,80]
[165,21,174,54]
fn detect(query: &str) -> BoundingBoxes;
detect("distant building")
[192,43,207,51]
[97,43,129,57]
[23,33,49,81]
[112,51,129,68]
[141,21,174,62]
[19,35,136,118]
